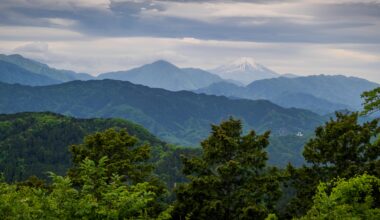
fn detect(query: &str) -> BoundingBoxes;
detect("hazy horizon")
[0,0,379,82]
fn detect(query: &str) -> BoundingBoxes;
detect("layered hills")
[0,80,323,145]
[196,75,378,114]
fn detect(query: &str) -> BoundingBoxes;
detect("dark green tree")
[361,87,380,115]
[285,112,380,218]
[303,112,380,177]
[172,118,281,220]
[68,128,168,216]
[69,128,152,184]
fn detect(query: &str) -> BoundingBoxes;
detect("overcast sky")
[0,0,379,82]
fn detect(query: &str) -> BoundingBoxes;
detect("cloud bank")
[0,0,379,82]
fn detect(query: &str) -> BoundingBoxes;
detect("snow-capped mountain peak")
[210,57,280,85]
[230,57,263,71]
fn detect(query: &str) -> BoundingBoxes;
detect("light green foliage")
[69,128,168,217]
[69,128,153,184]
[0,128,170,219]
[0,157,157,219]
[173,118,281,220]
[361,87,380,115]
[285,112,380,218]
[265,213,278,220]
[300,174,380,220]
[73,156,156,219]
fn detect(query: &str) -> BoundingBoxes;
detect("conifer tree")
[362,87,380,115]
[68,128,167,216]
[69,128,153,184]
[173,118,281,220]
[285,112,380,218]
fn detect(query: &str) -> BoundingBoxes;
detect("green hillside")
[0,112,164,182]
[0,80,324,145]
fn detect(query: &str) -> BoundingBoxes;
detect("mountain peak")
[7,54,24,59]
[230,57,262,70]
[98,59,223,91]
[150,60,176,67]
[210,57,280,85]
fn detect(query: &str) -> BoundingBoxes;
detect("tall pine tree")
[173,118,281,220]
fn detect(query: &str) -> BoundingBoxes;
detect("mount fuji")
[210,57,280,85]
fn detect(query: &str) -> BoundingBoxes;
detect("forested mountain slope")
[0,80,324,145]
[0,112,311,184]
[0,112,164,182]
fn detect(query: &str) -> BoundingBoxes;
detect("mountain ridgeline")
[196,75,379,114]
[1,54,378,116]
[0,60,60,86]
[98,60,224,91]
[1,53,379,219]
[0,79,323,145]
[0,54,94,83]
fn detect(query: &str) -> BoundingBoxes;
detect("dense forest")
[0,88,380,219]
[0,111,310,184]
[0,79,323,145]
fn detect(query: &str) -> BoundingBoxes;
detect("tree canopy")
[173,118,281,219]
[69,128,153,184]
[285,112,380,218]
[362,87,380,115]
[300,174,380,220]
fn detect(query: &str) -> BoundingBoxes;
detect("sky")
[0,0,379,82]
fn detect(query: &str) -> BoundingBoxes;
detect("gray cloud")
[0,0,380,82]
[0,0,378,43]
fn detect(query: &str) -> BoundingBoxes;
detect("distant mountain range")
[0,54,289,90]
[98,60,224,91]
[0,54,94,83]
[196,75,378,114]
[1,54,378,115]
[210,57,280,85]
[0,79,324,146]
[0,60,60,86]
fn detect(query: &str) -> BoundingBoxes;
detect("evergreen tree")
[362,87,380,115]
[173,118,281,220]
[303,112,380,177]
[285,112,380,218]
[69,128,153,184]
[68,128,168,217]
